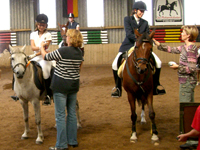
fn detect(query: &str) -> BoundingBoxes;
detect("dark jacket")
[68,21,79,29]
[119,16,149,52]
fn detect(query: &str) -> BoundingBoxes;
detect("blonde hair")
[35,22,48,32]
[66,29,83,47]
[181,25,199,41]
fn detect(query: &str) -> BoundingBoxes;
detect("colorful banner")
[63,0,78,18]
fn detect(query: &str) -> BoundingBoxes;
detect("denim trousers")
[53,92,78,149]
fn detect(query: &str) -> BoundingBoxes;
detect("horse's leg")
[32,99,44,144]
[174,10,178,15]
[147,95,159,142]
[128,93,137,143]
[140,104,146,124]
[19,99,29,139]
[76,100,82,129]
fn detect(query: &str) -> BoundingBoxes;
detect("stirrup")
[43,95,51,105]
[156,85,166,95]
[111,87,121,97]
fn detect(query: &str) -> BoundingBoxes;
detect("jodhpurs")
[112,51,162,71]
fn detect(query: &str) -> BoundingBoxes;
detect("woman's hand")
[177,134,188,142]
[152,38,160,46]
[170,64,179,70]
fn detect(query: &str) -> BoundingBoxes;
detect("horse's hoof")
[21,136,28,140]
[130,132,137,143]
[77,124,82,129]
[130,139,137,143]
[151,133,159,141]
[140,121,146,125]
[36,141,43,144]
[153,141,159,146]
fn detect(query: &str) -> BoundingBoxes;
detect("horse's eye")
[11,57,14,60]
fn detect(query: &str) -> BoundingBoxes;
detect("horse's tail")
[157,5,160,11]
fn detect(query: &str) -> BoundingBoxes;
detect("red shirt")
[191,106,200,150]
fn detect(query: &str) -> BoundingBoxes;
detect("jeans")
[53,92,78,149]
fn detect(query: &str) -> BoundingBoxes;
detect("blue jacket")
[119,16,149,52]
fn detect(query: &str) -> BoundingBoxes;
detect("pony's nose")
[16,71,25,78]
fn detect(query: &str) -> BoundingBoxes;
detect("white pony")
[9,45,45,144]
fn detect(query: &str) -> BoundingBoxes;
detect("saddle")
[31,61,45,95]
[31,61,54,99]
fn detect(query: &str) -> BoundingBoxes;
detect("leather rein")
[125,45,151,93]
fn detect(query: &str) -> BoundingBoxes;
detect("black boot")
[111,70,122,97]
[11,96,19,101]
[153,68,166,95]
[43,77,52,105]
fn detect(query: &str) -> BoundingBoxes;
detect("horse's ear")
[58,22,61,28]
[21,44,26,52]
[149,30,155,39]
[9,45,14,54]
[134,29,142,38]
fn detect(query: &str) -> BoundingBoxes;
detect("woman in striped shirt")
[153,25,199,103]
[41,29,83,150]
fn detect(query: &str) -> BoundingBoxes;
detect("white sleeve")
[30,32,35,40]
[46,32,52,41]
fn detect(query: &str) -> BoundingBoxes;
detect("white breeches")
[112,51,162,71]
[31,55,56,79]
[152,52,161,68]
[112,52,123,71]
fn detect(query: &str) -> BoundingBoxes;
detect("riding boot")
[111,70,122,97]
[153,68,166,95]
[43,77,52,105]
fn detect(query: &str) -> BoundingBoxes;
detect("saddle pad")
[30,61,45,92]
[118,46,135,78]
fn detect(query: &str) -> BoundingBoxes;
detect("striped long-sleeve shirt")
[45,46,83,94]
[157,44,198,84]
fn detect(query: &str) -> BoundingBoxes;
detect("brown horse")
[122,29,159,143]
[58,22,69,47]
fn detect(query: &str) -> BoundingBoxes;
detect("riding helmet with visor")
[132,1,147,11]
[68,13,74,18]
[35,14,48,24]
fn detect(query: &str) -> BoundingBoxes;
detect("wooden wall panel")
[1,43,200,67]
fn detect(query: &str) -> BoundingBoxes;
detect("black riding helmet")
[68,13,74,18]
[132,1,147,11]
[35,14,48,24]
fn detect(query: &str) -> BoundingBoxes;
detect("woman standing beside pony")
[153,25,199,149]
[40,29,83,150]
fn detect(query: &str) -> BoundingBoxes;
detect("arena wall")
[1,43,200,67]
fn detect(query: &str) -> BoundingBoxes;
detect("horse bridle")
[132,45,150,72]
[126,41,152,92]
[10,52,28,74]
